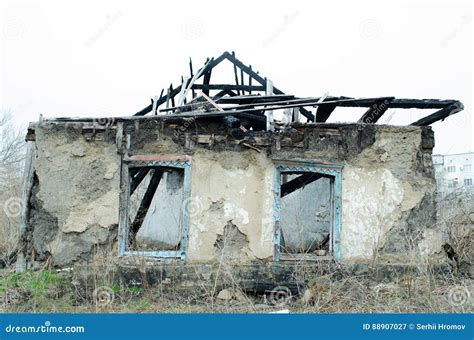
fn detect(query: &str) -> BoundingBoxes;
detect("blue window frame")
[273,161,343,262]
[118,156,192,259]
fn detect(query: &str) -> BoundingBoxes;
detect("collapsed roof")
[130,51,464,132]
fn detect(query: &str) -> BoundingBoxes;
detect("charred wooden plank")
[390,99,460,109]
[248,65,253,94]
[212,88,238,101]
[232,52,241,95]
[358,99,393,123]
[192,84,265,92]
[224,52,315,121]
[132,53,228,116]
[240,68,245,95]
[281,173,324,197]
[216,94,295,105]
[189,57,195,98]
[130,168,150,195]
[202,69,212,96]
[170,84,175,107]
[315,104,337,122]
[410,101,464,126]
[134,85,182,116]
[129,169,163,241]
[162,95,344,114]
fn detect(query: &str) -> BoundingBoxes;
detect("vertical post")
[180,163,192,260]
[329,177,334,257]
[151,96,158,116]
[165,87,171,109]
[177,76,190,107]
[189,57,196,99]
[170,84,175,107]
[292,107,300,123]
[118,162,130,256]
[248,65,253,95]
[232,51,240,96]
[265,79,274,131]
[240,68,245,95]
[116,122,124,152]
[333,172,342,261]
[273,167,282,262]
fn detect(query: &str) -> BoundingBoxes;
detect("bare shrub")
[0,111,25,256]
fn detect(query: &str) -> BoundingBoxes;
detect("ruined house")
[17,51,465,275]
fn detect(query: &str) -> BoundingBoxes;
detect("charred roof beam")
[358,99,394,124]
[410,101,464,126]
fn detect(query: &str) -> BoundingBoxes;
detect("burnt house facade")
[18,52,464,269]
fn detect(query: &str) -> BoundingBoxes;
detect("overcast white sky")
[1,0,472,154]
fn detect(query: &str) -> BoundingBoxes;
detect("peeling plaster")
[401,182,424,212]
[186,151,274,262]
[223,202,249,225]
[62,190,119,233]
[26,123,439,267]
[341,166,403,261]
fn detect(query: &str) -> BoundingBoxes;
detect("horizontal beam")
[162,96,393,114]
[216,94,295,104]
[390,99,460,109]
[162,95,318,113]
[192,84,265,92]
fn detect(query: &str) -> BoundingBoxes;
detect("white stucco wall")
[186,151,275,263]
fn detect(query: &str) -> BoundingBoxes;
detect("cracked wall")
[186,150,274,262]
[24,123,121,266]
[22,119,439,267]
[338,127,438,263]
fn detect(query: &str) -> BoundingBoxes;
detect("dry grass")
[1,192,472,314]
[0,259,472,314]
